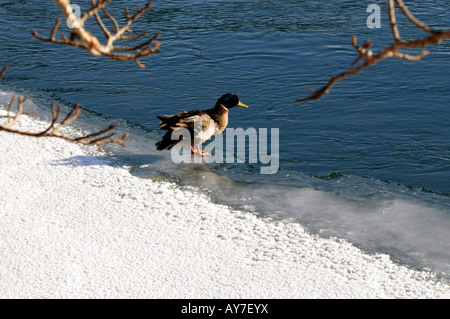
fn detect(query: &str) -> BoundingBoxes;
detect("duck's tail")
[157,115,174,130]
[155,130,182,151]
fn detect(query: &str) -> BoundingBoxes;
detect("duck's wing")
[157,110,203,130]
[156,111,219,149]
[159,110,217,132]
[173,113,219,143]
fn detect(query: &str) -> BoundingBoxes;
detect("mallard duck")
[155,93,248,156]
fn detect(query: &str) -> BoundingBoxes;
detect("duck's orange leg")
[198,145,211,157]
[191,145,211,157]
[190,146,198,154]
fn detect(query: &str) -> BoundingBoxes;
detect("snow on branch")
[31,0,160,68]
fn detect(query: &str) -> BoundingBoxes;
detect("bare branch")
[391,49,429,61]
[0,66,129,152]
[94,10,111,40]
[395,0,434,34]
[2,96,27,128]
[0,64,7,80]
[119,32,149,41]
[0,96,17,122]
[296,1,450,103]
[31,0,160,68]
[51,17,61,40]
[388,0,401,42]
[7,95,16,115]
[80,0,112,24]
[0,99,129,152]
[101,7,119,33]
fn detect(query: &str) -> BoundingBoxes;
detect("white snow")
[0,108,449,298]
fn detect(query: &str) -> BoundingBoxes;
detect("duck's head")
[216,93,248,110]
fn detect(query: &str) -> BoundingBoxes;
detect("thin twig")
[395,0,434,34]
[51,17,61,40]
[94,10,111,40]
[102,7,119,33]
[0,64,7,80]
[388,0,401,42]
[80,0,112,24]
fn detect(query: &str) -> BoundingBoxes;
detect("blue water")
[0,1,449,278]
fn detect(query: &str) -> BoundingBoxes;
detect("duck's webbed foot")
[190,145,211,157]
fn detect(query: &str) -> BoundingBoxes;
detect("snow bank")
[0,109,449,298]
